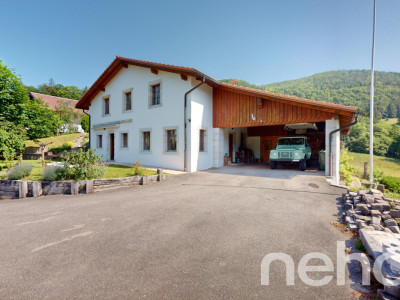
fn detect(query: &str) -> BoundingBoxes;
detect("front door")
[229,134,233,162]
[110,133,115,161]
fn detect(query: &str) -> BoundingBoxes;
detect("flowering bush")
[42,166,65,181]
[7,162,33,180]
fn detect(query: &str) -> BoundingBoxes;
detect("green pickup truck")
[269,136,312,171]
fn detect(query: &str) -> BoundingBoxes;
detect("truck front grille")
[279,151,292,159]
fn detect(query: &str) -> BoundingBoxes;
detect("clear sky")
[0,0,399,88]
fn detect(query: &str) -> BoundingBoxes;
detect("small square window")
[151,84,160,105]
[167,130,177,152]
[199,130,206,152]
[143,131,150,151]
[122,133,128,148]
[125,92,132,111]
[97,135,103,148]
[104,98,110,115]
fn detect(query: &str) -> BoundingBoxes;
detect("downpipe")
[184,78,205,171]
[328,114,358,176]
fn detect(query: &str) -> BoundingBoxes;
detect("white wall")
[325,118,340,184]
[188,80,214,172]
[89,65,212,171]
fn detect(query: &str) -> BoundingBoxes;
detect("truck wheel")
[299,160,306,171]
[306,158,312,167]
[270,161,277,169]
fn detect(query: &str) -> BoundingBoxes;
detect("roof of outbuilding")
[29,92,79,111]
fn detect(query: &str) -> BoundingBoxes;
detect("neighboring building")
[76,56,356,183]
[29,92,84,133]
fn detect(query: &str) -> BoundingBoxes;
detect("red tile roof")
[76,56,356,116]
[29,92,79,111]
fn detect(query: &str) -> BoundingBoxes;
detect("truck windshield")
[278,138,305,146]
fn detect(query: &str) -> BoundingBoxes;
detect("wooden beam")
[122,62,128,68]
[151,68,158,75]
[100,87,105,92]
[180,74,187,81]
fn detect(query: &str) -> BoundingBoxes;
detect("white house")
[76,56,356,182]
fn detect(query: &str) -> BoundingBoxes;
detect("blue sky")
[0,0,399,88]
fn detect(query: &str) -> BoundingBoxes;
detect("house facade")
[76,56,356,183]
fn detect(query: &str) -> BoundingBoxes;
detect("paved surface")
[0,165,354,299]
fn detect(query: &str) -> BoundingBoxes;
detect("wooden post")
[157,169,163,181]
[364,162,368,180]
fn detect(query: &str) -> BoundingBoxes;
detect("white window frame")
[148,79,162,108]
[122,88,133,113]
[163,126,179,155]
[139,128,152,153]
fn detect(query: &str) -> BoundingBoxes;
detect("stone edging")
[0,169,166,199]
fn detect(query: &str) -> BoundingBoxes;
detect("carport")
[212,82,357,184]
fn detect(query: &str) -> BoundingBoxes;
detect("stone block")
[18,181,27,199]
[365,225,375,231]
[384,285,400,299]
[385,219,398,227]
[359,190,368,196]
[348,223,358,231]
[344,203,353,211]
[370,188,383,195]
[373,224,384,231]
[31,181,42,197]
[371,203,383,212]
[364,194,375,204]
[349,191,358,197]
[388,226,400,234]
[381,203,391,212]
[384,228,394,234]
[390,210,400,218]
[71,181,79,195]
[357,204,370,216]
[371,210,382,216]
[85,180,94,194]
[371,216,382,225]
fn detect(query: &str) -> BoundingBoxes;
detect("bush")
[381,176,400,193]
[62,148,105,180]
[50,142,73,154]
[41,166,65,181]
[0,123,26,164]
[6,162,33,180]
[339,149,355,185]
[132,160,144,176]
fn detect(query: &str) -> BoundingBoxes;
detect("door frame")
[109,132,115,161]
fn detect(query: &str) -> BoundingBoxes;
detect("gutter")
[328,113,359,176]
[184,78,206,171]
[83,109,91,148]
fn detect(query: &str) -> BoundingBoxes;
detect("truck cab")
[269,136,312,171]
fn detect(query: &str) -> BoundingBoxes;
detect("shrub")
[50,142,73,154]
[381,176,400,193]
[132,160,144,176]
[42,166,66,181]
[339,149,355,185]
[62,148,105,180]
[6,162,33,180]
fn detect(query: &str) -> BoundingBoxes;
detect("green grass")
[382,118,398,125]
[25,133,85,148]
[0,160,156,180]
[104,164,157,178]
[349,152,400,178]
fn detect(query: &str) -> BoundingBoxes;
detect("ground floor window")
[121,133,128,148]
[167,129,177,151]
[97,135,103,148]
[143,131,150,151]
[199,129,206,152]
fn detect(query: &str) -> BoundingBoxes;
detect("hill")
[220,70,400,119]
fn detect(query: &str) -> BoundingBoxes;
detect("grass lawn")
[349,151,400,178]
[1,160,156,180]
[25,133,85,148]
[382,118,398,125]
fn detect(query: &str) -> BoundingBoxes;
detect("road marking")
[32,231,93,253]
[61,224,85,232]
[17,216,55,226]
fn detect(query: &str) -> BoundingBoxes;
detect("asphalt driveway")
[0,166,353,299]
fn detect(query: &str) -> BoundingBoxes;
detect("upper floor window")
[143,131,150,151]
[151,84,160,105]
[122,133,128,148]
[124,91,132,111]
[199,130,206,152]
[103,97,110,115]
[167,129,177,152]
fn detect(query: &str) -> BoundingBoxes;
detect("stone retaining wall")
[0,169,166,199]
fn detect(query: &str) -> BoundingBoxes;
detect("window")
[151,84,160,105]
[97,135,103,148]
[122,133,128,148]
[167,130,177,151]
[104,97,110,115]
[124,91,132,111]
[199,130,206,152]
[143,131,150,151]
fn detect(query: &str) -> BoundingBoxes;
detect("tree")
[0,122,26,163]
[0,60,28,124]
[81,114,89,132]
